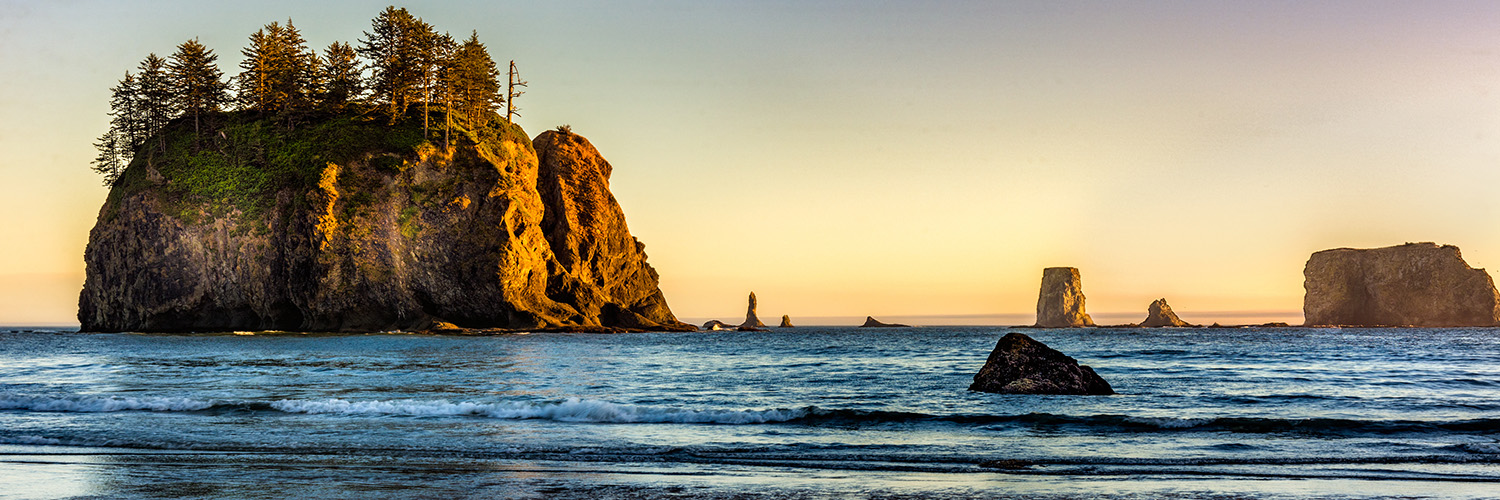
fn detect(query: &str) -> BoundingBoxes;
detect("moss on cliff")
[102,107,530,226]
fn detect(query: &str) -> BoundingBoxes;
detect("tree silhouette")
[506,60,526,122]
[318,42,363,111]
[135,54,175,153]
[168,38,229,141]
[450,31,500,127]
[359,6,427,121]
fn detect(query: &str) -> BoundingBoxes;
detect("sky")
[3,0,1500,326]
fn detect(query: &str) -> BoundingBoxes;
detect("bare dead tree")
[506,60,526,122]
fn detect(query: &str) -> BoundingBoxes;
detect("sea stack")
[969,332,1113,395]
[702,320,733,331]
[1033,267,1095,328]
[77,116,692,332]
[1303,243,1500,327]
[860,316,911,328]
[1140,298,1191,327]
[779,315,794,328]
[739,292,765,329]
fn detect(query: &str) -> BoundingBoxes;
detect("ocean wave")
[270,397,810,424]
[0,393,215,412]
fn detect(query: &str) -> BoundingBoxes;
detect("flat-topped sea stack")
[860,316,911,328]
[1140,298,1192,327]
[739,292,766,329]
[1303,243,1500,327]
[78,114,692,333]
[1033,267,1095,328]
[969,332,1113,395]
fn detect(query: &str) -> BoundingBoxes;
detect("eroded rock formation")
[779,315,794,328]
[702,320,732,331]
[78,116,691,332]
[1303,243,1500,327]
[739,292,765,329]
[1034,267,1095,328]
[860,316,910,328]
[1140,298,1191,327]
[969,332,1113,395]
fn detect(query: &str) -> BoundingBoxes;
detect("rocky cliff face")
[1140,298,1191,327]
[79,115,690,332]
[1034,267,1095,328]
[1303,243,1500,327]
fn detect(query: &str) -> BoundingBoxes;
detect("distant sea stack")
[1303,243,1500,327]
[1034,267,1095,328]
[779,315,794,328]
[1140,298,1192,327]
[860,316,910,328]
[78,114,692,333]
[969,332,1113,395]
[739,292,766,329]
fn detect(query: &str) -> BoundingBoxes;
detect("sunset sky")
[4,1,1500,326]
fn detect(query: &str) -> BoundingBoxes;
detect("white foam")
[1123,416,1214,429]
[0,393,215,412]
[270,397,808,424]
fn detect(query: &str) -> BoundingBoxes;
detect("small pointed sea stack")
[860,316,911,328]
[1034,267,1095,328]
[969,332,1113,395]
[779,315,794,328]
[1140,298,1191,327]
[739,292,765,328]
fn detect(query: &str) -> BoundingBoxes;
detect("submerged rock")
[1303,243,1500,327]
[1140,298,1191,327]
[969,332,1113,395]
[739,292,765,329]
[1033,267,1095,328]
[78,113,691,332]
[779,315,794,328]
[860,316,910,328]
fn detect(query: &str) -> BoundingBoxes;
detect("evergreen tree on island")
[167,38,229,141]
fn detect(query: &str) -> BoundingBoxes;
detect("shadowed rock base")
[969,332,1113,395]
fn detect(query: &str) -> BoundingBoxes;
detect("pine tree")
[237,20,315,114]
[359,6,425,121]
[91,128,125,186]
[449,31,500,126]
[92,71,145,185]
[135,53,175,153]
[168,38,228,140]
[318,42,363,111]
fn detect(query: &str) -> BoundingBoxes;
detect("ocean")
[1,327,1498,499]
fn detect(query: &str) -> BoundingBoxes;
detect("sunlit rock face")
[1140,298,1191,327]
[1303,243,1500,327]
[79,118,689,333]
[1033,267,1095,328]
[739,292,765,329]
[779,315,794,328]
[969,332,1113,395]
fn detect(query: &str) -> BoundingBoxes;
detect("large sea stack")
[1034,267,1095,328]
[79,115,691,333]
[969,332,1113,395]
[1302,243,1500,327]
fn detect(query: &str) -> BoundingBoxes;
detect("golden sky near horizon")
[4,1,1500,325]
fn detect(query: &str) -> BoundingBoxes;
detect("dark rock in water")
[1140,298,1192,327]
[702,320,733,331]
[739,292,765,329]
[1303,242,1500,327]
[969,332,1113,395]
[1258,322,1291,327]
[1034,267,1095,328]
[860,316,910,328]
[77,114,692,333]
[779,315,794,328]
[737,326,767,332]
